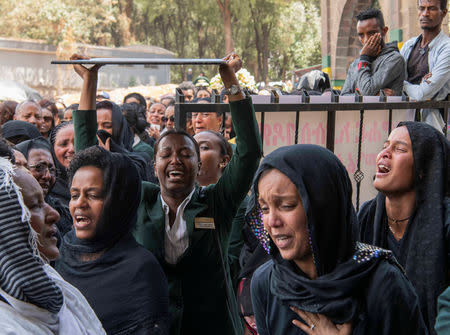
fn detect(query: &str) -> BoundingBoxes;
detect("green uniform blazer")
[73,98,262,335]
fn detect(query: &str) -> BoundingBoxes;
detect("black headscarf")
[1,120,41,144]
[48,122,73,205]
[247,145,404,324]
[96,101,153,182]
[357,121,450,333]
[56,147,168,334]
[15,137,73,237]
[97,101,134,151]
[64,146,141,251]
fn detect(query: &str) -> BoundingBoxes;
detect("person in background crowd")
[220,89,230,104]
[124,92,149,125]
[39,99,59,139]
[0,100,18,125]
[56,146,169,334]
[224,112,235,140]
[356,121,449,334]
[249,145,427,335]
[400,0,449,132]
[124,92,147,111]
[121,102,154,160]
[40,99,60,125]
[13,100,43,131]
[192,98,223,134]
[178,82,196,102]
[48,122,75,206]
[194,130,232,187]
[0,157,106,334]
[147,102,166,130]
[1,120,41,145]
[16,138,73,238]
[160,95,175,107]
[193,76,210,88]
[63,104,79,122]
[162,105,175,131]
[186,114,195,136]
[195,87,211,99]
[96,100,135,150]
[84,99,152,181]
[95,91,110,102]
[147,102,166,140]
[70,52,262,335]
[193,130,247,287]
[341,8,405,96]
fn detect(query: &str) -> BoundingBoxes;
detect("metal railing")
[174,89,449,209]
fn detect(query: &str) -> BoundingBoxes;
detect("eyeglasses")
[162,116,175,122]
[28,163,56,176]
[191,112,212,118]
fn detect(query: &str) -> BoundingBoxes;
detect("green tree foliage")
[269,1,321,81]
[0,0,321,83]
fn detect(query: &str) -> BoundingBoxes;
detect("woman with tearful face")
[48,122,75,206]
[56,146,168,335]
[16,138,73,237]
[356,121,450,333]
[249,145,427,335]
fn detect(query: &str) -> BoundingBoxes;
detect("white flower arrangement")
[209,68,258,92]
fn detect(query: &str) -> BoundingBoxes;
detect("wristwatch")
[223,84,243,95]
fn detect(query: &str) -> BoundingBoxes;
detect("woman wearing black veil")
[248,144,427,335]
[56,146,168,334]
[357,121,449,334]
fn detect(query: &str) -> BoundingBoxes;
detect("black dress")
[356,121,450,333]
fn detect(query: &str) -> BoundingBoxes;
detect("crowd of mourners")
[0,2,449,335]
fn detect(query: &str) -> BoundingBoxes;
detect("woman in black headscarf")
[86,100,152,181]
[48,121,75,206]
[248,144,427,335]
[356,121,449,334]
[56,146,168,334]
[16,137,73,238]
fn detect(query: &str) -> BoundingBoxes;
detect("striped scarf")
[0,157,63,314]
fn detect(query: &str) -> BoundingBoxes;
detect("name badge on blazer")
[194,217,215,230]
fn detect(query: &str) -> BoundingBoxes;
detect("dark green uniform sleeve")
[73,110,98,152]
[209,97,262,233]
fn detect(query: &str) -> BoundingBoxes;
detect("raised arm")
[209,53,263,231]
[71,54,101,151]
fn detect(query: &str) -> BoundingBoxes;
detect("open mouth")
[273,235,292,249]
[74,215,91,229]
[377,164,391,174]
[167,170,185,181]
